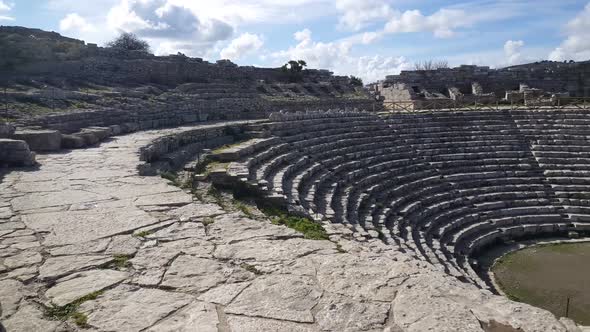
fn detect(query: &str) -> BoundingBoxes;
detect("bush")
[106,32,151,53]
[349,75,363,86]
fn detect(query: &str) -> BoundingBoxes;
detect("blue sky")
[1,0,590,82]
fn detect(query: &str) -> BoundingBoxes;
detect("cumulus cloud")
[549,3,590,61]
[504,40,524,65]
[59,13,95,32]
[384,8,467,38]
[271,28,411,83]
[106,0,234,57]
[220,33,263,60]
[0,0,14,21]
[335,0,392,31]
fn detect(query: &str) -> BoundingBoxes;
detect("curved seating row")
[222,110,590,286]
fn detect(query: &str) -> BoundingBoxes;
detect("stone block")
[0,139,36,166]
[12,129,62,151]
[61,134,86,149]
[0,123,15,138]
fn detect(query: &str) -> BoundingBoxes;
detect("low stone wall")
[138,122,252,175]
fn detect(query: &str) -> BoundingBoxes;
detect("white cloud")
[549,3,590,61]
[271,28,412,83]
[335,0,392,31]
[59,13,95,32]
[220,33,263,60]
[504,40,524,65]
[384,8,467,38]
[0,0,14,21]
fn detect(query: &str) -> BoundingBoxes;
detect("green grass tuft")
[45,290,104,326]
[111,254,131,268]
[240,263,264,275]
[202,217,215,226]
[261,206,328,240]
[134,230,152,238]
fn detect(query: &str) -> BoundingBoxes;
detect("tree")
[106,32,151,53]
[414,60,449,71]
[349,75,363,86]
[281,60,307,82]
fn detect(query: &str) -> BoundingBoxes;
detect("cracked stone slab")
[79,284,192,332]
[39,255,113,280]
[3,250,43,269]
[161,255,247,293]
[0,279,24,319]
[146,221,207,241]
[226,315,318,332]
[313,253,417,302]
[11,189,111,212]
[47,238,111,256]
[167,203,226,221]
[45,269,128,306]
[145,301,219,332]
[225,274,322,323]
[197,281,251,305]
[2,303,61,332]
[22,207,160,246]
[208,213,302,244]
[314,293,391,331]
[105,234,142,256]
[134,191,193,207]
[215,237,335,262]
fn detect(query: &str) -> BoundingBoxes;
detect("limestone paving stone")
[314,293,391,331]
[79,284,193,332]
[160,255,244,293]
[2,303,62,332]
[226,315,318,332]
[214,237,335,262]
[145,301,219,332]
[167,202,226,221]
[45,269,128,306]
[38,255,113,280]
[225,274,322,323]
[0,279,24,319]
[196,281,251,305]
[22,207,161,246]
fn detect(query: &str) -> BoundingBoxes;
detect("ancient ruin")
[1,27,590,332]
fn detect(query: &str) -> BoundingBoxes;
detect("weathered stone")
[160,255,233,292]
[39,255,113,280]
[80,285,192,331]
[208,213,302,244]
[45,269,128,306]
[61,134,85,149]
[22,207,160,246]
[167,203,225,221]
[197,281,251,305]
[226,315,317,332]
[314,293,390,331]
[12,189,110,211]
[3,250,43,269]
[145,301,219,332]
[146,221,207,241]
[2,303,61,332]
[215,237,334,262]
[0,279,24,319]
[12,129,62,151]
[225,274,322,323]
[104,234,142,256]
[0,139,36,166]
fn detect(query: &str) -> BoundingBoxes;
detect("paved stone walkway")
[0,124,580,331]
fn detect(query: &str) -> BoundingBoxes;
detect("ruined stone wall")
[19,98,374,134]
[385,62,590,97]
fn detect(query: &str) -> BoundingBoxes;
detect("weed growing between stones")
[111,254,131,268]
[160,171,182,187]
[240,263,264,275]
[133,230,152,238]
[260,206,328,240]
[335,243,347,253]
[233,199,256,219]
[45,290,103,327]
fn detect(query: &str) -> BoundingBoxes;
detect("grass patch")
[134,230,152,238]
[204,162,230,176]
[45,290,103,327]
[260,206,328,240]
[111,254,131,268]
[207,185,227,208]
[233,199,256,219]
[240,263,264,275]
[160,171,182,187]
